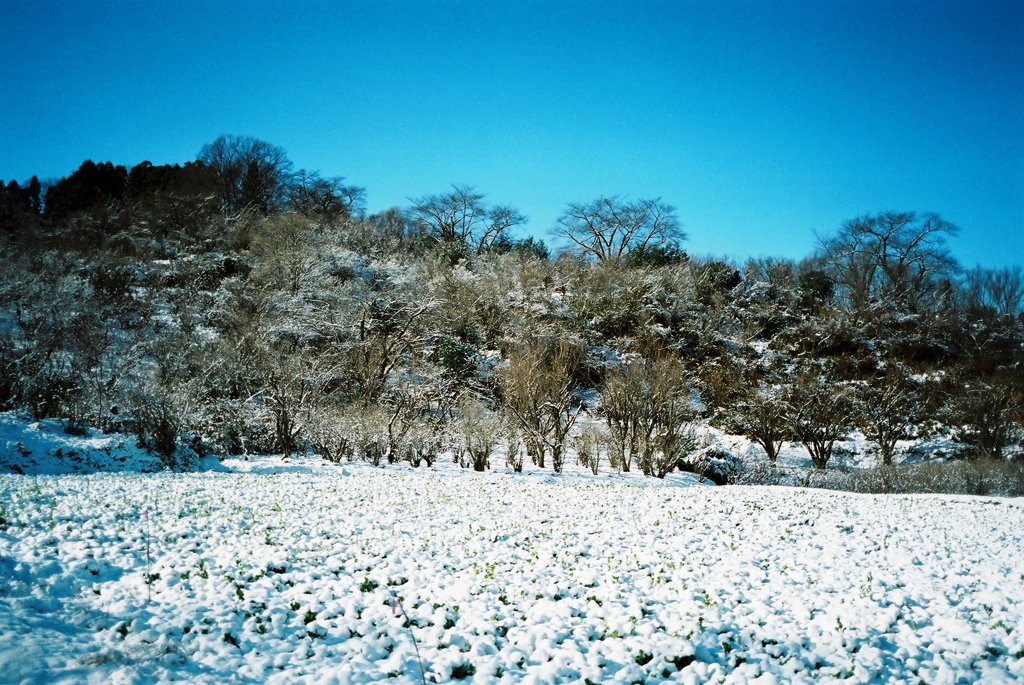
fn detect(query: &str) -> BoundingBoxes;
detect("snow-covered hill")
[1,447,1022,683]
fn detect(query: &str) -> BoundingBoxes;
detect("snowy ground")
[2,431,1024,684]
[2,414,1023,683]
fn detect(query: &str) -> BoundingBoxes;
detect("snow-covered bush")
[504,418,525,472]
[125,385,195,470]
[458,397,500,471]
[818,461,1024,497]
[728,383,793,463]
[856,369,922,465]
[305,406,356,463]
[573,424,608,475]
[498,336,583,472]
[680,446,742,485]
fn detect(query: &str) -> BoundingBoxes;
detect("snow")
[0,413,224,476]
[2,418,1023,683]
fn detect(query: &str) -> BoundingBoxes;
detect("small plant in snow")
[449,662,476,680]
[389,591,427,685]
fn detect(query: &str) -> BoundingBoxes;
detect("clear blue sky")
[1,0,1021,267]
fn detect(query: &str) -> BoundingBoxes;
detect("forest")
[2,135,1022,492]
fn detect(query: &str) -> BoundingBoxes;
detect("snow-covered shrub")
[498,336,583,472]
[402,416,444,467]
[305,406,355,463]
[196,398,274,457]
[458,398,500,472]
[646,421,698,479]
[335,404,390,466]
[696,360,746,420]
[504,418,525,472]
[565,261,658,341]
[125,385,194,470]
[818,461,1024,497]
[733,461,786,486]
[574,425,608,475]
[856,369,922,465]
[679,447,742,485]
[728,383,793,463]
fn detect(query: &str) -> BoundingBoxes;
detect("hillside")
[1,143,1022,492]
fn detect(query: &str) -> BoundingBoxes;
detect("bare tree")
[599,354,696,477]
[818,211,958,313]
[344,294,434,403]
[790,368,857,469]
[954,381,1022,461]
[857,369,920,465]
[555,196,684,263]
[409,184,526,254]
[198,135,294,214]
[498,336,583,472]
[574,425,608,475]
[262,354,317,460]
[290,170,365,224]
[600,362,656,473]
[731,383,794,463]
[458,396,501,471]
[962,266,1024,318]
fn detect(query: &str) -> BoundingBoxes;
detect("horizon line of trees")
[1,135,1021,485]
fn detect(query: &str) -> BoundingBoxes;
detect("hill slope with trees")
[2,136,1022,493]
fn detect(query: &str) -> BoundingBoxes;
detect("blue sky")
[1,0,1021,267]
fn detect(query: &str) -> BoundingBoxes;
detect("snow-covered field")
[2,437,1024,684]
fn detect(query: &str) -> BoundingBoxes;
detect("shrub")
[498,336,583,472]
[505,419,525,472]
[952,381,1022,461]
[126,385,194,470]
[458,397,500,471]
[599,354,696,477]
[680,447,741,484]
[728,383,793,463]
[574,425,608,475]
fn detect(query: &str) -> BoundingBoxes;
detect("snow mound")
[0,413,169,475]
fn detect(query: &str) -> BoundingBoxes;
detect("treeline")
[1,135,1021,483]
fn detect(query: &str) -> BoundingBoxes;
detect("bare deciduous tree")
[857,369,921,465]
[954,381,1022,461]
[790,368,857,470]
[962,266,1024,318]
[458,396,501,471]
[344,294,434,403]
[599,354,696,477]
[290,170,365,224]
[574,425,608,475]
[818,211,958,313]
[409,184,526,254]
[732,384,793,463]
[198,135,294,214]
[600,362,656,473]
[555,196,684,263]
[498,336,583,472]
